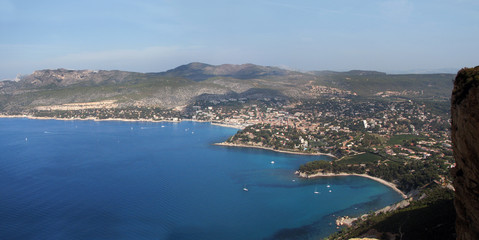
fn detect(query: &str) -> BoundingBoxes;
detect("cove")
[0,118,403,240]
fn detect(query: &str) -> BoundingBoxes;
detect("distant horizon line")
[1,62,462,81]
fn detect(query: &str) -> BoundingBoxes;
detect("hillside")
[0,63,454,113]
[309,70,454,99]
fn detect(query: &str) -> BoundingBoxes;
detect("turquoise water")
[0,119,402,240]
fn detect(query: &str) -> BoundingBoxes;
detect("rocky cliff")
[451,66,479,240]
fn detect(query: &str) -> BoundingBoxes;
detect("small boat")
[326,184,331,188]
[271,161,275,164]
[329,189,332,193]
[314,188,319,194]
[243,185,248,192]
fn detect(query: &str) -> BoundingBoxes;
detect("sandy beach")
[214,141,337,157]
[0,114,205,124]
[299,171,407,199]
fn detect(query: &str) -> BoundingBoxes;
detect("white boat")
[243,185,248,192]
[271,161,275,164]
[314,187,319,194]
[326,184,331,188]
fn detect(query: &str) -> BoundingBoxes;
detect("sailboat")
[314,186,319,194]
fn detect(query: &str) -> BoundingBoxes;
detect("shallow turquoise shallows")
[0,119,402,240]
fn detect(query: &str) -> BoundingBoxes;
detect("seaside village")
[29,94,454,189]
[192,97,451,157]
[28,95,453,165]
[12,88,458,239]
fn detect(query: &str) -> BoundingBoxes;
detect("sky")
[1,0,478,80]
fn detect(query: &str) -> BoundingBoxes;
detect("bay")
[0,118,402,240]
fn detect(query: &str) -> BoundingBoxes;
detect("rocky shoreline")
[213,141,337,157]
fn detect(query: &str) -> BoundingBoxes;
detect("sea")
[0,118,403,240]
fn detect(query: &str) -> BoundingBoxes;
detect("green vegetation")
[339,152,382,164]
[299,160,334,174]
[387,134,427,146]
[313,71,454,100]
[299,155,447,192]
[328,187,455,240]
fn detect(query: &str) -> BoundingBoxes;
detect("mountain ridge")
[158,62,294,81]
[0,62,455,113]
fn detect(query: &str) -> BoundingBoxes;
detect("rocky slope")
[451,66,479,240]
[18,69,138,88]
[159,62,293,81]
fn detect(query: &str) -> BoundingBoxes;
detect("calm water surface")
[0,119,402,240]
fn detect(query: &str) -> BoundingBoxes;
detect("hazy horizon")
[1,0,477,80]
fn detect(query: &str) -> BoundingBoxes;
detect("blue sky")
[1,0,478,79]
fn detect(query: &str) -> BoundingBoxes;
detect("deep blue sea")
[0,118,402,240]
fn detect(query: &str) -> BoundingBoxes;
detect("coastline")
[214,141,337,158]
[0,114,246,129]
[0,114,177,123]
[1,114,403,197]
[298,171,407,199]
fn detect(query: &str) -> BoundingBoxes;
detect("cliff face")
[451,66,479,240]
[18,69,135,88]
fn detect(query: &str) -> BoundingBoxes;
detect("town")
[25,93,453,192]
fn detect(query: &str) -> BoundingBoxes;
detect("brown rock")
[451,66,479,240]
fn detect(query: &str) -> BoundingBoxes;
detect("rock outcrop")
[451,66,479,240]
